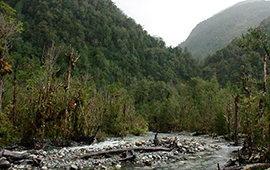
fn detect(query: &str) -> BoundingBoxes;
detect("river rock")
[41,166,48,169]
[145,159,151,166]
[198,146,205,151]
[101,165,107,169]
[177,142,182,148]
[209,144,222,150]
[115,164,121,169]
[181,148,187,152]
[71,164,78,170]
[0,159,11,169]
[141,156,147,161]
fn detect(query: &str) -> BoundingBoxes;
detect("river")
[79,132,241,169]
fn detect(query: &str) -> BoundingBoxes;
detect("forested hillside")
[6,0,199,85]
[180,0,270,58]
[1,0,270,163]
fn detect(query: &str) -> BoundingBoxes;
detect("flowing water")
[75,132,241,170]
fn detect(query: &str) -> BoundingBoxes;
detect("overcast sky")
[111,0,245,47]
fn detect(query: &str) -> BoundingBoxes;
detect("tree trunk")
[258,54,267,144]
[263,54,267,93]
[63,47,74,146]
[12,71,17,124]
[80,147,173,160]
[234,94,239,145]
[0,75,3,120]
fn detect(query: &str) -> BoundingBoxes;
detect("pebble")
[71,164,78,170]
[41,166,48,169]
[26,166,32,170]
[209,144,222,150]
[177,142,182,147]
[101,165,107,169]
[115,164,121,169]
[198,146,205,151]
[142,156,147,161]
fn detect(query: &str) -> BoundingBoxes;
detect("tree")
[239,27,270,145]
[239,27,269,92]
[0,1,23,117]
[39,41,62,147]
[233,94,239,145]
[63,46,79,145]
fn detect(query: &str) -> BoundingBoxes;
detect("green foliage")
[236,25,270,154]
[101,84,148,136]
[131,76,231,134]
[179,77,231,134]
[0,1,23,68]
[0,1,16,15]
[190,17,270,155]
[0,112,15,144]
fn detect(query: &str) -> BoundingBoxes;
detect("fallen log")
[222,166,242,170]
[14,159,34,165]
[0,149,41,167]
[242,163,270,170]
[221,162,270,170]
[80,146,173,160]
[3,150,30,160]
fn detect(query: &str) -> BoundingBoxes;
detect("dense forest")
[0,0,200,146]
[1,0,270,162]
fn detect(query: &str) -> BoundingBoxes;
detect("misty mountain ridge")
[180,0,270,58]
[201,15,270,87]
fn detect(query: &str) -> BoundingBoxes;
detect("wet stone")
[71,164,78,170]
[41,166,48,169]
[101,165,107,169]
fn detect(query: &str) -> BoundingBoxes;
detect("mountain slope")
[180,0,270,58]
[5,0,199,86]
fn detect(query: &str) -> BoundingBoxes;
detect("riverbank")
[0,132,241,169]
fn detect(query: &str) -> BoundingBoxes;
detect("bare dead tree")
[63,46,79,146]
[39,41,62,147]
